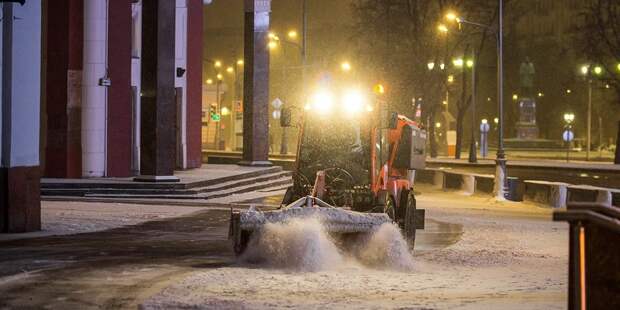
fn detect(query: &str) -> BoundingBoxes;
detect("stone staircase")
[41,166,292,201]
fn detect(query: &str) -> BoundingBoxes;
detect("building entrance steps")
[42,165,292,200]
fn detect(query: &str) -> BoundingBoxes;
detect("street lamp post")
[580,64,602,161]
[268,2,307,155]
[446,0,505,199]
[496,0,506,200]
[216,73,223,150]
[563,113,575,162]
[468,51,477,163]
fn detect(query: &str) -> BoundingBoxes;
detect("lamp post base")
[494,157,507,200]
[468,140,477,163]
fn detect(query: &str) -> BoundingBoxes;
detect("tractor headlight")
[343,89,365,115]
[310,90,334,115]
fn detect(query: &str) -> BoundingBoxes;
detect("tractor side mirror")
[280,108,292,127]
[388,112,398,129]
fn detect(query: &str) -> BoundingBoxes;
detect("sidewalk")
[429,157,620,171]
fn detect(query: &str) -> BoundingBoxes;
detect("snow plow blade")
[229,196,391,255]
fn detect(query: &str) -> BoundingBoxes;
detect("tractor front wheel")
[402,190,417,249]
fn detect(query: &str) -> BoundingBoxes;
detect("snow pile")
[241,217,344,271]
[240,217,414,272]
[356,223,415,271]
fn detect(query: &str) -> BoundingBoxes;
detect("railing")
[553,202,620,310]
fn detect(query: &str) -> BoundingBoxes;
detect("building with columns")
[42,0,203,179]
[2,0,204,233]
[2,0,273,233]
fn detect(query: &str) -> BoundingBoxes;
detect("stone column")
[0,2,42,233]
[239,0,272,167]
[135,0,178,182]
[43,0,83,178]
[82,0,108,177]
[186,0,203,169]
[106,0,133,177]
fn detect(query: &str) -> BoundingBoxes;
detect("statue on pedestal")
[519,57,536,98]
[516,57,539,139]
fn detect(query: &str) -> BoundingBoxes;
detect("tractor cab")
[282,87,426,215]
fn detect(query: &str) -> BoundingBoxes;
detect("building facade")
[41,0,204,179]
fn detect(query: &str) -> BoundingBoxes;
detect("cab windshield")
[297,115,371,185]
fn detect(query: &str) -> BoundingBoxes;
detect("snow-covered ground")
[143,188,568,309]
[0,201,207,242]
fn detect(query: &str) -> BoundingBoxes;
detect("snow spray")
[241,218,415,272]
[241,218,344,271]
[355,223,415,271]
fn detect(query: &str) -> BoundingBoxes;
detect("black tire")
[281,186,295,206]
[384,195,396,221]
[403,191,417,249]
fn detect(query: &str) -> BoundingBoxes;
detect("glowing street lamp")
[438,24,449,33]
[445,12,460,22]
[563,112,575,162]
[512,94,518,101]
[593,66,603,75]
[427,62,435,70]
[206,78,213,85]
[216,73,223,81]
[268,41,278,50]
[214,60,222,68]
[236,59,244,66]
[287,30,298,39]
[466,59,474,68]
[226,66,234,74]
[452,58,464,68]
[341,61,352,72]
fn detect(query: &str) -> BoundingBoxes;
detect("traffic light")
[280,107,292,127]
[209,104,220,122]
[373,84,385,95]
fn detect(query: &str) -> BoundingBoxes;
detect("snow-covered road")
[144,187,568,309]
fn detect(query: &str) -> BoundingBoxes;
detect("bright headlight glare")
[343,90,365,114]
[311,90,334,114]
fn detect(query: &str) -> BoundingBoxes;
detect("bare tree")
[351,0,500,158]
[579,0,620,96]
[577,0,620,162]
